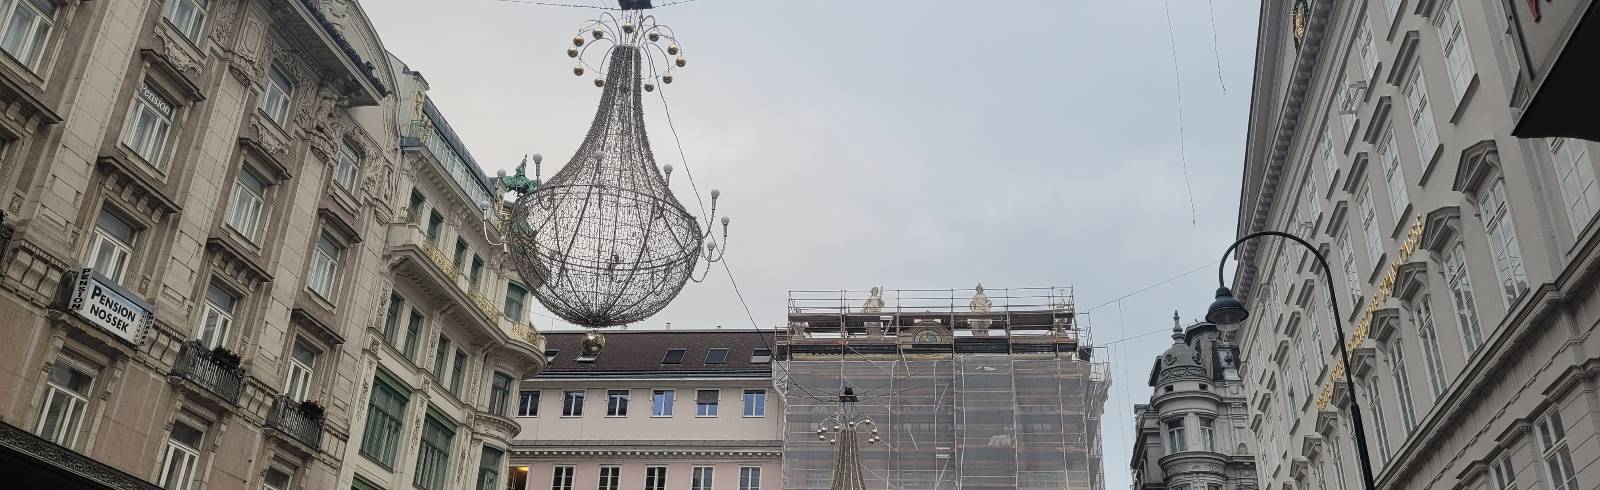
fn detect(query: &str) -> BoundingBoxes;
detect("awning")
[1514,2,1600,141]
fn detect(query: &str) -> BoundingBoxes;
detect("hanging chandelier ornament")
[504,8,728,341]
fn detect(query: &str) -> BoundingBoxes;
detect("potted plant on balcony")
[210,346,243,371]
[298,400,326,421]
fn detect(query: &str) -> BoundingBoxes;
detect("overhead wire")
[1162,0,1199,227]
[1207,0,1228,94]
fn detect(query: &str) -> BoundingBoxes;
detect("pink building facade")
[510,330,783,490]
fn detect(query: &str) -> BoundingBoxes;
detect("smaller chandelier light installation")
[504,8,728,349]
[817,388,877,490]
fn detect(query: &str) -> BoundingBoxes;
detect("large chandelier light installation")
[505,5,728,347]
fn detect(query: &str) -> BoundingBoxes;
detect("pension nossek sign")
[1317,215,1426,410]
[63,268,153,345]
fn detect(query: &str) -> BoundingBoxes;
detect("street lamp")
[1208,231,1378,490]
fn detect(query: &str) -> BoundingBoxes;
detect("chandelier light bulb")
[594,78,606,87]
[662,74,673,84]
[644,82,655,92]
[648,32,660,41]
[720,216,729,226]
[567,47,579,58]
[623,23,635,33]
[667,44,679,55]
[592,29,604,39]
[574,66,585,76]
[573,36,585,47]
[676,57,686,67]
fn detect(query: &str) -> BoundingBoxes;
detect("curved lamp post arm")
[1215,230,1379,490]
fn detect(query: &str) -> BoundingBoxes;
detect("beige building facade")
[0,0,545,489]
[1235,1,1599,489]
[509,331,782,490]
[1130,319,1259,490]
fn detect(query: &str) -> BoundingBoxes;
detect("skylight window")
[662,348,686,364]
[705,348,729,364]
[751,348,772,364]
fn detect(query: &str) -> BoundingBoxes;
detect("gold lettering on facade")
[1317,215,1426,410]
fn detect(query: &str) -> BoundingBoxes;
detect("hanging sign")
[64,268,153,345]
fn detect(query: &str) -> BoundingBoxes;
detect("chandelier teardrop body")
[506,45,705,328]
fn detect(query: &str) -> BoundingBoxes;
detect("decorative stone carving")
[210,0,241,42]
[153,31,202,74]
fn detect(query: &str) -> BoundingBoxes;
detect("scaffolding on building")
[778,286,1111,490]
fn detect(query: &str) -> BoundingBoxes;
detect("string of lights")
[1162,0,1199,227]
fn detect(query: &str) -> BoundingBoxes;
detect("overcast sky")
[365,1,1259,487]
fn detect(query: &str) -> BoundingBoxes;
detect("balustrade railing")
[171,341,243,403]
[266,394,325,450]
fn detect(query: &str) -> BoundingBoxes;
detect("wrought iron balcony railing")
[171,341,243,403]
[266,394,325,451]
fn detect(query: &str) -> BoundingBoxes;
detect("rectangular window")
[517,390,539,417]
[1300,177,1321,228]
[227,167,267,241]
[1490,454,1516,489]
[1337,76,1357,138]
[0,0,57,69]
[432,336,451,380]
[645,467,667,490]
[427,211,444,245]
[1434,0,1476,99]
[449,349,467,396]
[469,256,483,290]
[285,338,317,401]
[743,389,766,417]
[1479,179,1529,304]
[87,208,138,284]
[1404,71,1439,166]
[1550,138,1600,234]
[1443,242,1484,352]
[475,446,503,490]
[164,0,207,41]
[1388,339,1419,433]
[751,348,772,364]
[652,389,675,417]
[739,467,761,490]
[696,389,719,417]
[35,360,93,447]
[1320,119,1338,180]
[1199,418,1215,451]
[1365,379,1392,459]
[597,466,620,490]
[490,372,513,417]
[408,190,426,223]
[453,239,468,270]
[1357,20,1377,79]
[413,414,455,490]
[307,233,342,299]
[260,66,293,124]
[504,283,528,321]
[705,348,729,364]
[551,466,575,490]
[382,294,403,344]
[1413,297,1449,399]
[158,419,205,490]
[403,310,424,359]
[359,376,407,467]
[1167,419,1187,452]
[691,467,713,490]
[606,389,629,417]
[1359,186,1385,267]
[662,348,686,364]
[1379,131,1409,221]
[1383,0,1401,19]
[262,464,292,490]
[562,390,585,416]
[1536,410,1577,490]
[335,140,361,191]
[197,283,236,349]
[1337,232,1362,308]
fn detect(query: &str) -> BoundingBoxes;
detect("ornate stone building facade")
[1234,0,1599,489]
[0,1,545,488]
[1130,318,1258,490]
